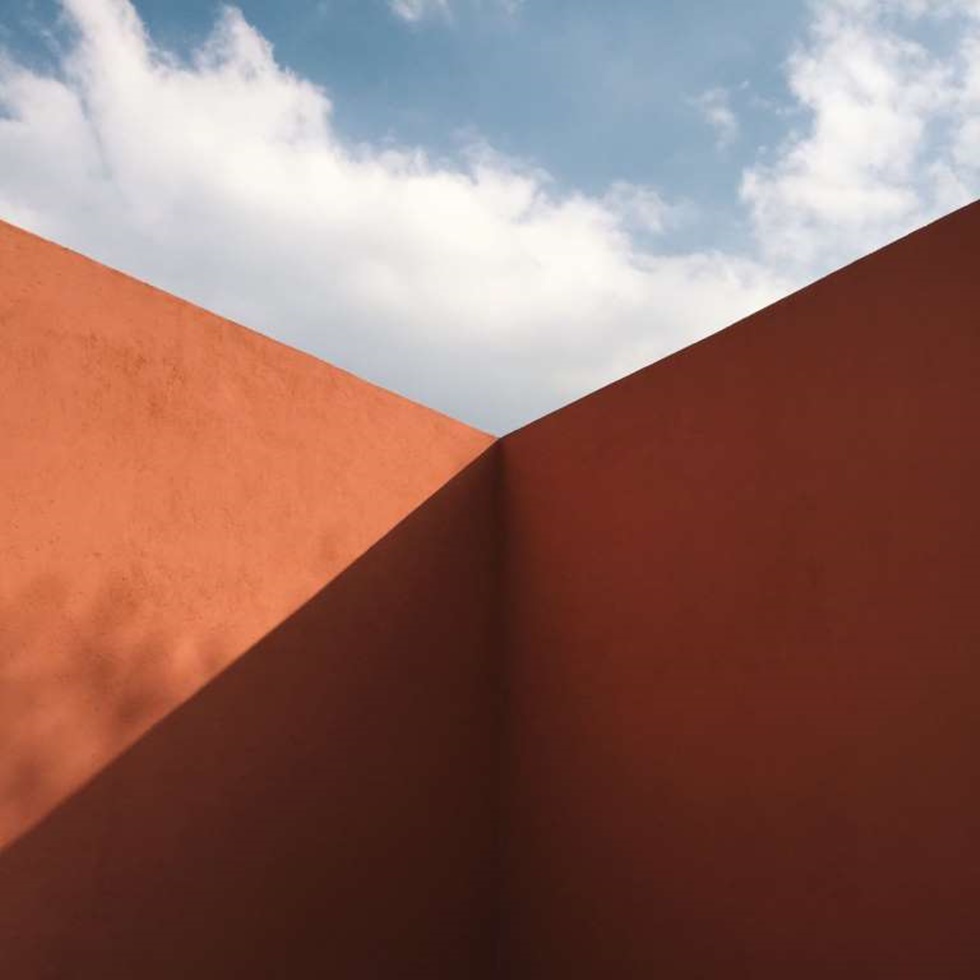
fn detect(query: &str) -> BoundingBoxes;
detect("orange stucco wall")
[3,199,980,977]
[0,219,492,848]
[0,451,502,977]
[499,201,980,977]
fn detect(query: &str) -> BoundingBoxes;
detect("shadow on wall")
[0,213,495,854]
[0,447,502,980]
[0,575,235,848]
[496,201,980,978]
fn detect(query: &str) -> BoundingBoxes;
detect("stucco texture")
[0,219,491,848]
[2,201,980,977]
[500,201,980,977]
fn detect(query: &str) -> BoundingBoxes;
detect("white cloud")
[389,0,451,23]
[696,87,739,149]
[741,0,980,274]
[0,0,787,431]
[388,0,522,24]
[0,0,978,432]
[600,181,678,234]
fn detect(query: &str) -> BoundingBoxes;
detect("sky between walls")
[1,0,978,432]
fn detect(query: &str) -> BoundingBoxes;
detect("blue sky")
[1,0,978,431]
[72,1,801,190]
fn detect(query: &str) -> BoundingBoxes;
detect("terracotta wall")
[0,219,491,847]
[4,200,980,977]
[499,202,980,977]
[0,450,502,977]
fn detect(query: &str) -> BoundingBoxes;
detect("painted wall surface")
[0,220,492,847]
[500,202,980,977]
[0,450,501,977]
[4,203,980,977]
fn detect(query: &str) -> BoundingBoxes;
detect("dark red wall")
[500,202,980,977]
[0,449,501,978]
[5,202,980,977]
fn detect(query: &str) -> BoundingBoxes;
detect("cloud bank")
[0,0,977,431]
[743,0,980,276]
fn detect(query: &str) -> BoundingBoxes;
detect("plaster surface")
[499,201,980,977]
[2,201,980,977]
[0,450,501,978]
[0,219,491,847]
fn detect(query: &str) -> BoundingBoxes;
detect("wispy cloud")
[0,0,977,431]
[742,0,980,274]
[388,0,452,24]
[388,0,523,25]
[696,87,739,149]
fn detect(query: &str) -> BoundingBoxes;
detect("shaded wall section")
[500,202,980,977]
[0,448,501,978]
[0,219,492,846]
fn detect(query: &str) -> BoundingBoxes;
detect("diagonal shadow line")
[0,210,497,854]
[0,445,504,979]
